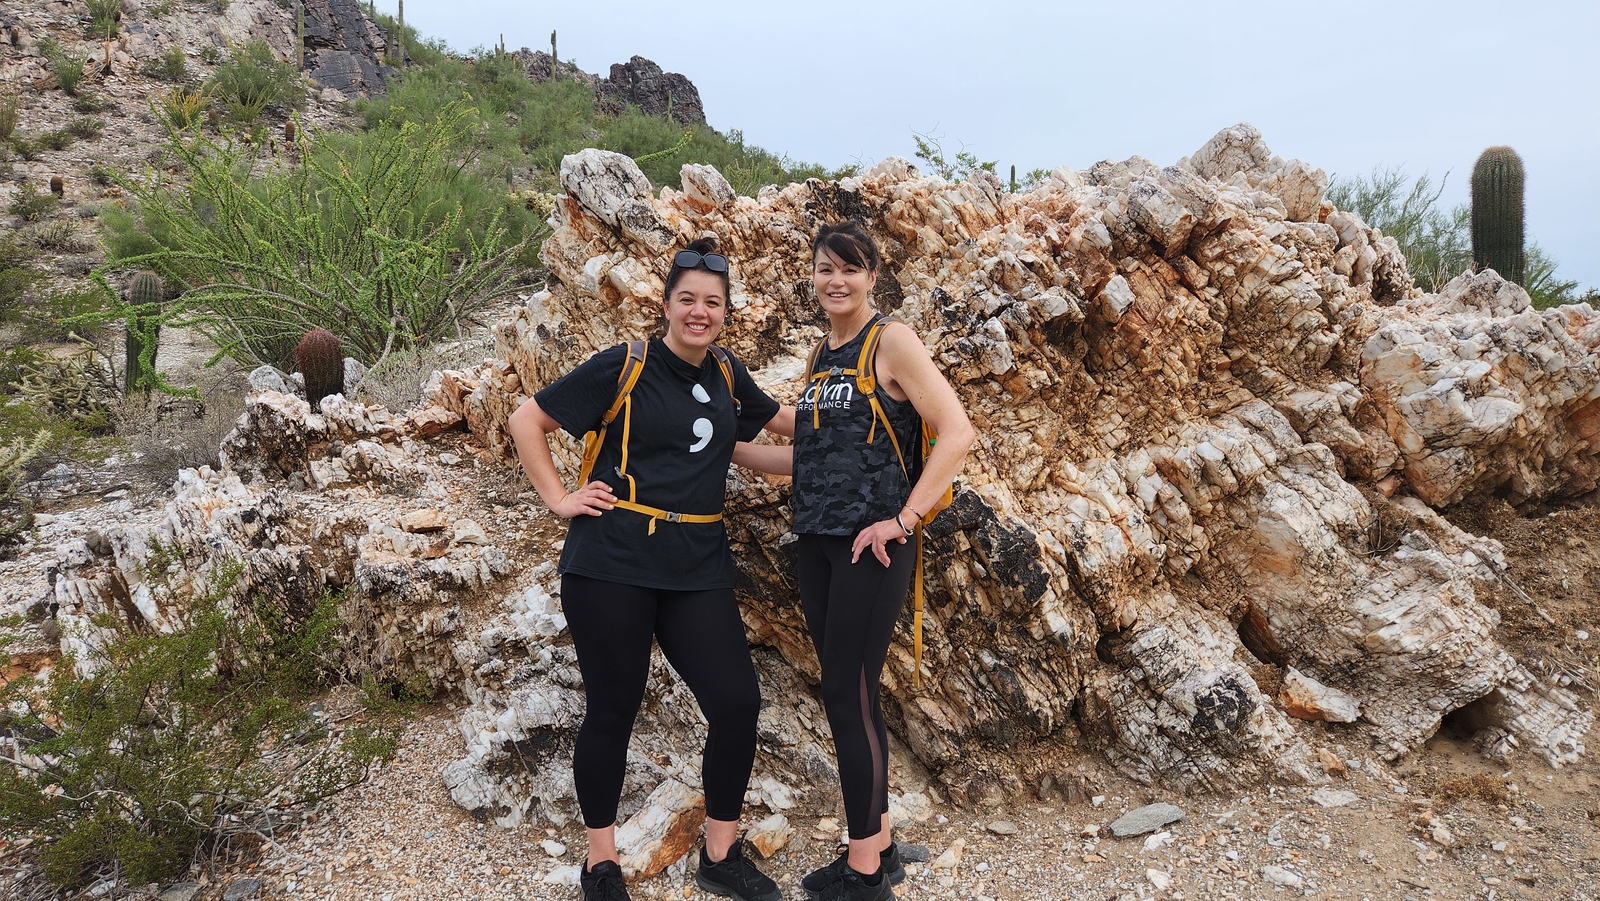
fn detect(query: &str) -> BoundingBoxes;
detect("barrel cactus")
[124,270,162,393]
[1470,146,1526,286]
[295,328,343,409]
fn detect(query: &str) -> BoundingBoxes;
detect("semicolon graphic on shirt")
[799,379,856,413]
[688,382,713,453]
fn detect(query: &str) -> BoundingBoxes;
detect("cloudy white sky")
[390,0,1597,291]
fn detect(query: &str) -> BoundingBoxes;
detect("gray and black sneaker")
[813,865,892,901]
[694,837,781,901]
[802,844,905,897]
[580,860,632,901]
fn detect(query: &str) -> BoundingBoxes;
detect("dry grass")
[1434,773,1510,807]
[110,368,250,487]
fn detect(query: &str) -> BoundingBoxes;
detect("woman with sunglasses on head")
[509,237,795,901]
[735,221,974,901]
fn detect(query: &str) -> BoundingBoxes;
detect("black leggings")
[796,533,915,841]
[560,573,761,828]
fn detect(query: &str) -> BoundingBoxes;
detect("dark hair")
[812,221,880,272]
[663,236,730,302]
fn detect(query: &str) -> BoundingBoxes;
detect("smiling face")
[813,248,878,324]
[661,269,727,363]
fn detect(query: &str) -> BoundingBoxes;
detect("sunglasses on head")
[673,250,729,273]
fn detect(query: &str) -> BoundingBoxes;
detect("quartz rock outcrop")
[442,124,1592,793]
[31,125,1594,851]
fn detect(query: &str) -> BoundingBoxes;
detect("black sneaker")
[802,844,905,896]
[694,837,781,901]
[813,865,891,901]
[580,859,632,901]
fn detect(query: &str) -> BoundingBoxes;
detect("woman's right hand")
[550,480,617,518]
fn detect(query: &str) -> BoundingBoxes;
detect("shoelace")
[710,842,767,891]
[585,868,631,901]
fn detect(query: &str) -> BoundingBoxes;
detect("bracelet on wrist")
[904,503,922,522]
[894,513,914,536]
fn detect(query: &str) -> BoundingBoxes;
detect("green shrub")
[0,85,18,143]
[141,45,190,83]
[11,285,111,342]
[83,0,124,37]
[66,116,104,140]
[1329,167,1587,307]
[37,128,75,151]
[104,103,529,370]
[71,93,106,113]
[0,427,47,544]
[24,219,84,253]
[38,37,92,96]
[8,134,41,161]
[154,85,211,132]
[1328,168,1473,293]
[0,562,400,888]
[88,160,117,185]
[8,182,59,221]
[0,235,36,317]
[207,39,304,124]
[144,0,177,17]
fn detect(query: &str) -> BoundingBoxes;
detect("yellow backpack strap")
[708,345,741,416]
[804,336,830,430]
[857,316,930,688]
[577,340,648,487]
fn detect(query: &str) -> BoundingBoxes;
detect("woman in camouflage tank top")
[735,222,974,901]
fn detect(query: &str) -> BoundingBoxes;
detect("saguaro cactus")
[124,270,163,392]
[296,328,343,409]
[1470,146,1526,286]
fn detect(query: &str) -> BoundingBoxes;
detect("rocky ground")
[4,468,1596,901]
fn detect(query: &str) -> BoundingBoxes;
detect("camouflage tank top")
[791,315,922,536]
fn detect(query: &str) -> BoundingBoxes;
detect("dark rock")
[299,0,393,96]
[513,51,705,127]
[222,878,262,901]
[598,56,705,126]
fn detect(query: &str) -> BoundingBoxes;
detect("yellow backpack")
[577,340,739,535]
[805,317,952,687]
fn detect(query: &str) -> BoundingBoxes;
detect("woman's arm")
[507,398,617,518]
[732,441,793,475]
[763,404,796,439]
[851,322,976,565]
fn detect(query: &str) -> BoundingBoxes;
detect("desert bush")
[38,37,91,96]
[71,93,106,113]
[356,335,492,412]
[23,220,84,253]
[0,85,18,143]
[0,426,47,544]
[1328,167,1471,292]
[9,134,41,161]
[66,117,103,140]
[1329,167,1589,308]
[140,45,190,84]
[105,104,528,370]
[38,128,75,151]
[109,367,247,483]
[8,182,59,221]
[206,39,304,124]
[0,236,36,317]
[82,0,123,37]
[11,285,113,343]
[154,85,211,132]
[0,560,401,888]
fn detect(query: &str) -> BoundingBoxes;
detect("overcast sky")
[389,0,1598,291]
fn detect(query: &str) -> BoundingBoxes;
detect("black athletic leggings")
[560,573,761,828]
[796,533,916,841]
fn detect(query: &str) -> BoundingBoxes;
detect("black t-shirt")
[534,338,780,591]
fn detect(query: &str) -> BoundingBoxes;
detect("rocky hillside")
[11,114,1597,880]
